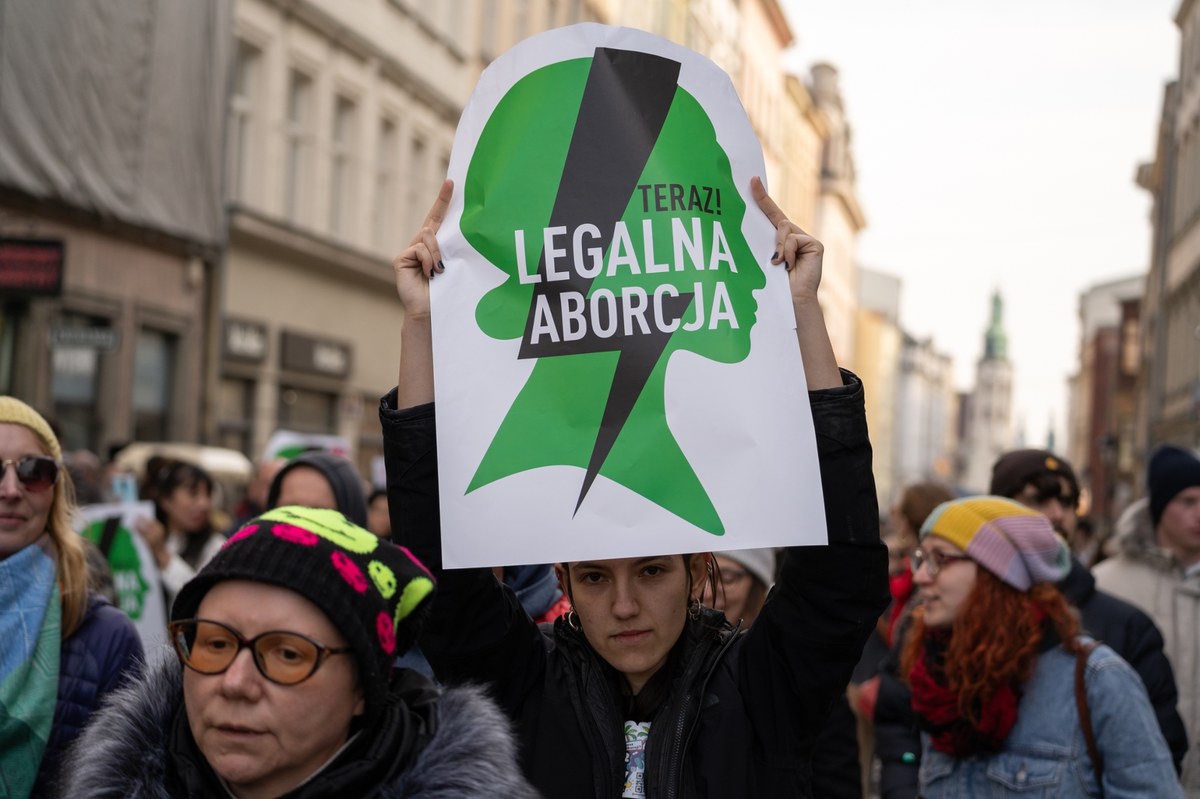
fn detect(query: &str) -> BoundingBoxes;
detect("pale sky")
[781,1,1180,448]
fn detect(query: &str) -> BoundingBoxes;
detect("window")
[407,134,427,232]
[217,377,255,455]
[51,313,109,452]
[374,117,398,250]
[227,41,261,203]
[284,70,315,225]
[514,0,530,43]
[481,0,498,61]
[278,386,336,434]
[330,95,357,237]
[0,307,16,395]
[132,329,177,442]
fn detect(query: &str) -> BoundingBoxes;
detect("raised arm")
[393,178,452,409]
[382,179,549,717]
[752,177,840,390]
[730,179,888,763]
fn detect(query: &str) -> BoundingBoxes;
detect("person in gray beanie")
[268,450,370,527]
[703,548,776,627]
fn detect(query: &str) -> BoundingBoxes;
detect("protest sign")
[262,430,352,462]
[76,501,167,649]
[433,24,826,567]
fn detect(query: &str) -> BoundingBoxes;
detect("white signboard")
[432,24,826,567]
[76,501,167,650]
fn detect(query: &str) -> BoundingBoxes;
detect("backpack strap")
[1075,639,1104,788]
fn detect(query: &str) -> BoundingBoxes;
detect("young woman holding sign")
[381,179,888,798]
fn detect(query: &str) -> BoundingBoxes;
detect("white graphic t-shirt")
[623,720,652,798]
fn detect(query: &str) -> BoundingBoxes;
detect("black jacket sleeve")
[380,392,548,716]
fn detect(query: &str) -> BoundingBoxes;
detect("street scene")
[1,1,1197,797]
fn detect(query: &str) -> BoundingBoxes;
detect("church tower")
[960,291,1015,491]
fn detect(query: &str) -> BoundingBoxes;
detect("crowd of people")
[1,177,1196,798]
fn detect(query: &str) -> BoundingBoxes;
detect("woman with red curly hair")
[904,496,1180,797]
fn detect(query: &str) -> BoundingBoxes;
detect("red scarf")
[886,567,914,645]
[908,628,1020,757]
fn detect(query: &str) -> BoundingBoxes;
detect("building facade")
[4,0,868,490]
[0,1,230,456]
[895,334,958,494]
[1067,275,1144,533]
[1138,0,1200,452]
[855,268,902,507]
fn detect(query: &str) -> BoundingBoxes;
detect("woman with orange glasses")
[61,506,534,798]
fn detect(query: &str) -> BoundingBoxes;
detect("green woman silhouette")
[462,48,765,535]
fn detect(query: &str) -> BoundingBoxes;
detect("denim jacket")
[918,641,1181,798]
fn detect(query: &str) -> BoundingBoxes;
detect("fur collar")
[60,649,538,798]
[1112,498,1181,571]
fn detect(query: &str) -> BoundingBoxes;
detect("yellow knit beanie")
[0,396,62,460]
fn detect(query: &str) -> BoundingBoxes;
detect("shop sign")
[0,238,64,296]
[280,330,351,378]
[224,318,268,362]
[49,326,120,350]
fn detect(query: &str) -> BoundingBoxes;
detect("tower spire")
[983,290,1007,360]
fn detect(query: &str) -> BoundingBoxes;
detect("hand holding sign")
[752,177,840,391]
[393,179,453,319]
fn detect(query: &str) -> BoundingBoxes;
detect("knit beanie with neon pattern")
[172,505,435,721]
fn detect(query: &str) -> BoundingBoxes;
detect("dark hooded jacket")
[57,652,538,798]
[268,451,369,527]
[381,371,889,799]
[34,593,143,797]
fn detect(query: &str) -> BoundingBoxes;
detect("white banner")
[76,501,168,650]
[432,24,826,567]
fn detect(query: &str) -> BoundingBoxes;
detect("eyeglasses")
[911,548,972,578]
[169,619,352,686]
[0,456,60,492]
[719,568,749,585]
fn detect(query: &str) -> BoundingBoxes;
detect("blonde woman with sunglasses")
[0,396,143,795]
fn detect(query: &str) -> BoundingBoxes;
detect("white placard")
[76,501,167,650]
[432,24,826,567]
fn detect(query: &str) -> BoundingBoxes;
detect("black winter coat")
[381,371,889,799]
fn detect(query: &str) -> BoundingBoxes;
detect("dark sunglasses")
[1,456,60,492]
[170,618,352,686]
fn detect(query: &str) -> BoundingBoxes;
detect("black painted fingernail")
[770,252,779,262]
[437,260,445,272]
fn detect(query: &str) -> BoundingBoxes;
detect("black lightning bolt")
[516,47,686,515]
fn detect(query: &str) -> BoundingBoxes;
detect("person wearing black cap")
[991,447,1188,776]
[268,451,370,527]
[1095,444,1200,791]
[60,506,536,797]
